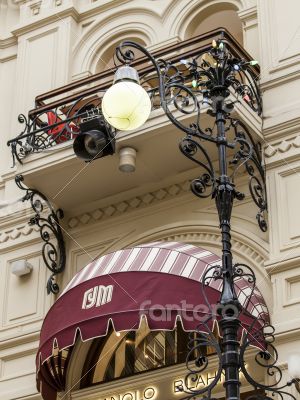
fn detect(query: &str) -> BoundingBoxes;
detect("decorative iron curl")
[177,263,223,399]
[9,114,34,166]
[229,119,254,180]
[115,40,217,141]
[8,99,106,167]
[230,119,268,232]
[176,116,267,231]
[179,136,216,198]
[240,317,298,400]
[248,168,268,232]
[232,263,256,311]
[180,318,223,399]
[15,175,66,294]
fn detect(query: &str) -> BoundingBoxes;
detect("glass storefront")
[81,321,195,387]
[72,321,265,400]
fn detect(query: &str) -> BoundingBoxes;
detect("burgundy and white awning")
[36,241,269,400]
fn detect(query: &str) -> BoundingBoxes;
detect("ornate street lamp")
[6,29,300,398]
[101,37,300,399]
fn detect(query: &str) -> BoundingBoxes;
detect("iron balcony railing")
[7,28,261,166]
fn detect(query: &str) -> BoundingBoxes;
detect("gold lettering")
[207,371,218,385]
[100,386,157,400]
[196,374,206,388]
[174,379,184,393]
[144,387,155,399]
[122,393,134,400]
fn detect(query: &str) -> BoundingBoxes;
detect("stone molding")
[264,135,300,158]
[0,36,18,49]
[11,6,80,37]
[0,223,39,244]
[264,135,300,169]
[238,6,257,23]
[0,178,191,245]
[0,331,40,351]
[67,180,191,229]
[263,116,300,139]
[265,255,300,275]
[260,69,300,91]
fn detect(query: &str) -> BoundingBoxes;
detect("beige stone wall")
[0,0,299,399]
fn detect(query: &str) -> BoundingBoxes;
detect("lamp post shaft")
[220,318,241,400]
[215,98,241,400]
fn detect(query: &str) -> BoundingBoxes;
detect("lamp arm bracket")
[15,175,66,295]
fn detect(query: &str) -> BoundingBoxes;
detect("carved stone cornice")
[0,222,39,244]
[11,6,80,37]
[68,179,191,228]
[264,135,300,158]
[264,133,300,167]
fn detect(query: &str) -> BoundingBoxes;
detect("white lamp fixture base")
[11,260,33,276]
[119,147,137,173]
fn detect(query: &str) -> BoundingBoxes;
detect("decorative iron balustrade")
[7,28,261,165]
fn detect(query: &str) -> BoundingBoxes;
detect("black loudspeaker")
[73,117,115,161]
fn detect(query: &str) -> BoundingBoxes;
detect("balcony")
[8,28,262,211]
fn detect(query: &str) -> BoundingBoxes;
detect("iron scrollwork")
[178,264,224,399]
[114,38,267,232]
[183,326,223,400]
[8,34,267,234]
[115,33,294,400]
[115,36,262,139]
[178,260,298,399]
[178,117,267,231]
[179,136,215,198]
[233,263,298,400]
[240,314,298,400]
[8,98,105,167]
[230,119,268,232]
[15,175,66,294]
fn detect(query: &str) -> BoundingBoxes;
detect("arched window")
[80,319,216,388]
[184,4,243,45]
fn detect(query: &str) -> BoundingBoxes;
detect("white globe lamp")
[102,66,151,131]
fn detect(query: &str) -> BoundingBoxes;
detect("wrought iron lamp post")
[6,30,300,399]
[101,37,300,399]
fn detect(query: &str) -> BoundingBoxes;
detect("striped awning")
[36,241,269,400]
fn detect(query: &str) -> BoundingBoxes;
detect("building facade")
[0,0,300,399]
